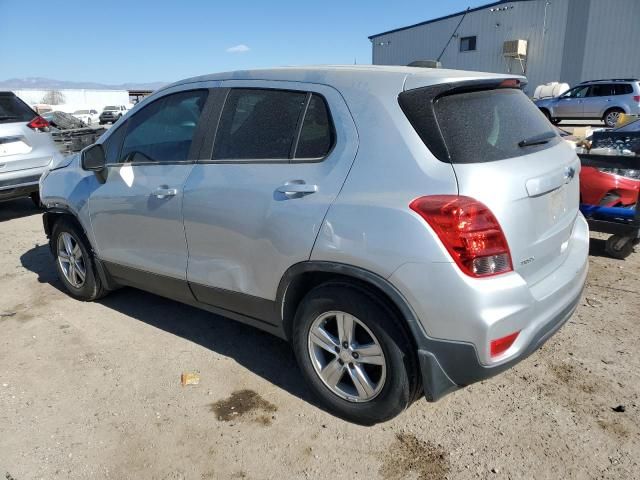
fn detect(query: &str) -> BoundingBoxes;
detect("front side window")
[102,121,127,164]
[562,86,589,99]
[460,36,477,52]
[119,90,208,163]
[213,89,307,160]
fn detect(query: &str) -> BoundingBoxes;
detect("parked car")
[0,91,61,205]
[579,122,640,207]
[99,105,128,124]
[40,67,589,424]
[535,79,640,128]
[72,109,99,125]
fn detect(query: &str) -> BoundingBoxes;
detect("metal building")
[369,0,640,94]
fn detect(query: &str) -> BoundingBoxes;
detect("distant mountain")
[0,77,168,91]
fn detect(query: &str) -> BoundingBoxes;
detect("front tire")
[603,108,624,128]
[292,283,419,425]
[51,219,106,301]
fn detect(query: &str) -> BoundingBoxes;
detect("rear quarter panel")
[311,81,459,277]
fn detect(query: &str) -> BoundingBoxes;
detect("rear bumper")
[416,284,583,400]
[0,166,49,200]
[390,214,589,401]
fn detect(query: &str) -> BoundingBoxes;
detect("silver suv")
[40,67,589,424]
[535,79,640,128]
[1,92,61,205]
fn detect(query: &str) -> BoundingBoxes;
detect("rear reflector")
[27,116,50,130]
[409,195,513,277]
[490,331,520,358]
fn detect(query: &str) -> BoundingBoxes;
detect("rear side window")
[0,93,36,124]
[612,84,633,95]
[214,89,307,160]
[119,90,208,163]
[401,87,559,164]
[294,94,334,159]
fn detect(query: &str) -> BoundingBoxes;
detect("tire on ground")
[51,217,107,301]
[292,282,419,425]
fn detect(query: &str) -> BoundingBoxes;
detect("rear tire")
[292,282,419,425]
[51,218,107,301]
[541,109,560,125]
[603,108,624,128]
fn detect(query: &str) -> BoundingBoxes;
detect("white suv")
[0,91,61,205]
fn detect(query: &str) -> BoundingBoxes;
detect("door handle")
[276,182,318,196]
[153,187,178,198]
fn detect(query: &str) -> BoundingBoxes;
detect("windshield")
[74,110,90,114]
[104,106,117,110]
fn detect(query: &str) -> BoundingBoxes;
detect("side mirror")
[81,144,106,171]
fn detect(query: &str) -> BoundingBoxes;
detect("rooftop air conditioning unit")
[503,39,528,57]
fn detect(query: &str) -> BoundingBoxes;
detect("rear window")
[401,87,558,164]
[0,93,36,124]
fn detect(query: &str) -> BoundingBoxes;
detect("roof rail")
[578,78,640,84]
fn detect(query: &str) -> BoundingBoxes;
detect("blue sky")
[0,0,488,84]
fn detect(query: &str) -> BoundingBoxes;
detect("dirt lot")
[1,198,639,480]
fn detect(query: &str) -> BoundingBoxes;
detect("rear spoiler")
[398,78,527,162]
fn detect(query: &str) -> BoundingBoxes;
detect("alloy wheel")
[307,311,386,402]
[57,232,87,288]
[605,111,621,128]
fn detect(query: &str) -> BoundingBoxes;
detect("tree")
[41,90,65,105]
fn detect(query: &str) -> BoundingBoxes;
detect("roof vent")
[408,60,442,69]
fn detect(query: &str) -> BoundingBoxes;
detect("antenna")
[437,7,471,62]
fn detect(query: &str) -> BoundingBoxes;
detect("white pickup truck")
[99,105,128,125]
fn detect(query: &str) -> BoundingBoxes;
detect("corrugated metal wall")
[371,0,639,93]
[581,0,640,83]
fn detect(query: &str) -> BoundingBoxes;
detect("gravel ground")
[1,198,638,480]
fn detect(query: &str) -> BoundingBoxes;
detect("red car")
[580,166,640,206]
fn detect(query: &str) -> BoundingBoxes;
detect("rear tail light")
[27,116,50,130]
[490,331,520,358]
[499,79,521,89]
[409,195,513,277]
[633,95,640,103]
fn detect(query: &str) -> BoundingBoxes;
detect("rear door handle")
[276,182,318,196]
[153,187,178,198]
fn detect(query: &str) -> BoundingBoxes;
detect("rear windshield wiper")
[518,131,557,148]
[0,115,19,120]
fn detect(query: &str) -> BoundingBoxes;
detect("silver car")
[1,92,61,205]
[40,66,589,424]
[535,79,640,128]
